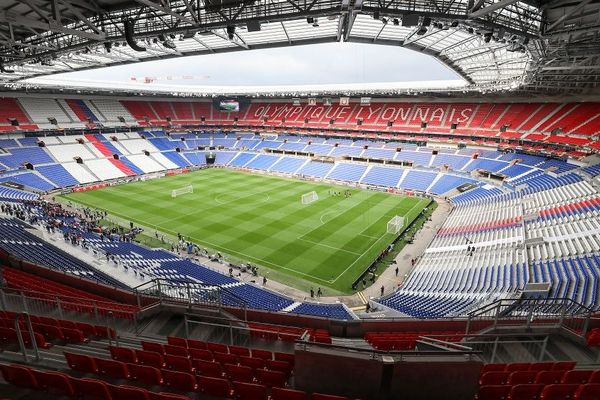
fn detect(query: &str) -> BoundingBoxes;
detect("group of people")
[309,287,323,298]
[328,189,352,198]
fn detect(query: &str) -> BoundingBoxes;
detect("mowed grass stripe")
[64,168,429,293]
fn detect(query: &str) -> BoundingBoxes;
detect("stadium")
[0,0,599,399]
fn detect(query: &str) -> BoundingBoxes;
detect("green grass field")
[63,168,430,294]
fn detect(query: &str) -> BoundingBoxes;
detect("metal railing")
[465,297,594,337]
[134,278,249,321]
[0,286,137,334]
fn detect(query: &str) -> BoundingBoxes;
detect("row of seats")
[476,383,599,400]
[63,353,347,400]
[2,267,139,318]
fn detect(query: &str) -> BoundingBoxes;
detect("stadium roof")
[0,0,598,96]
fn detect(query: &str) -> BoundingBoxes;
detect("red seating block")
[267,359,293,376]
[274,352,295,366]
[480,371,510,386]
[589,371,600,383]
[482,364,508,374]
[506,363,532,372]
[239,356,266,369]
[213,351,238,365]
[553,362,577,371]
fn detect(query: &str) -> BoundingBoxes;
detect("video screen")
[219,100,239,112]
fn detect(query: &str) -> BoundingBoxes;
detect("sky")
[48,42,461,87]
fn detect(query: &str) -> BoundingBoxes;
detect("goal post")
[387,215,405,235]
[301,191,318,205]
[172,185,193,198]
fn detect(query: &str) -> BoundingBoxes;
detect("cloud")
[49,42,461,86]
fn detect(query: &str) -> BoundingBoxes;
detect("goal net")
[172,185,193,198]
[387,216,405,235]
[301,191,318,205]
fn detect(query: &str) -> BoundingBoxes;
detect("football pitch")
[63,168,431,293]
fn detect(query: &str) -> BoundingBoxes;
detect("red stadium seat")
[552,362,576,371]
[506,364,532,372]
[574,384,600,400]
[165,354,194,373]
[72,377,112,400]
[207,342,228,354]
[197,375,233,398]
[476,385,511,400]
[482,364,508,374]
[539,384,579,400]
[251,348,272,360]
[65,352,99,374]
[508,371,538,385]
[0,364,38,389]
[186,339,207,350]
[561,370,593,384]
[589,371,600,383]
[233,381,268,400]
[225,364,254,383]
[128,363,164,386]
[271,387,308,400]
[148,392,191,400]
[161,369,198,392]
[96,357,131,380]
[480,371,511,386]
[274,352,295,366]
[194,359,223,378]
[507,384,545,400]
[255,369,287,387]
[110,346,137,363]
[311,394,350,400]
[536,371,566,384]
[529,363,557,372]
[213,352,238,365]
[167,336,188,348]
[239,356,266,369]
[109,384,150,400]
[142,341,165,355]
[164,344,189,357]
[266,359,293,376]
[33,370,76,396]
[229,345,251,357]
[136,349,165,369]
[189,348,213,361]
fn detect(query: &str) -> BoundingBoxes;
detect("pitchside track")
[64,168,430,293]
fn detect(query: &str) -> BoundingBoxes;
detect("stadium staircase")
[84,134,136,176]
